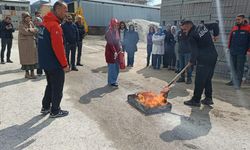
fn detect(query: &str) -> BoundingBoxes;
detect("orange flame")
[136,92,167,108]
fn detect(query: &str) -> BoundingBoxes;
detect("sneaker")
[226,81,233,86]
[40,108,50,115]
[49,110,69,118]
[201,97,214,105]
[71,67,78,71]
[76,63,83,66]
[177,78,185,83]
[184,99,201,107]
[186,78,192,84]
[111,83,119,88]
[7,60,13,63]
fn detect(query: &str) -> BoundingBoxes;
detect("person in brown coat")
[18,12,38,79]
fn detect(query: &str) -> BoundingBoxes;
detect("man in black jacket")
[181,20,219,107]
[176,29,193,84]
[62,14,79,71]
[0,16,15,64]
[75,15,85,66]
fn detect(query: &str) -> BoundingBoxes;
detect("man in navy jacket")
[226,14,250,89]
[62,14,79,71]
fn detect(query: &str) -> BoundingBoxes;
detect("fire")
[136,92,167,108]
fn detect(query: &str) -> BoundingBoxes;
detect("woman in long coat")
[124,24,139,67]
[18,12,38,79]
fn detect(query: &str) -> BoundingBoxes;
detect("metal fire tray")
[127,94,172,115]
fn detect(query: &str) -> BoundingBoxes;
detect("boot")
[201,97,214,105]
[30,70,37,79]
[177,77,185,83]
[184,97,201,107]
[25,71,30,79]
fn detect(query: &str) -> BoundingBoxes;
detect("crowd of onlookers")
[0,11,86,79]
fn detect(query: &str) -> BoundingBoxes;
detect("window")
[5,6,10,10]
[10,6,15,10]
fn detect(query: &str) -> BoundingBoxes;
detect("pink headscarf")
[109,18,120,40]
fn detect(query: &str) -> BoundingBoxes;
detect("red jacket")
[105,30,121,63]
[41,12,68,68]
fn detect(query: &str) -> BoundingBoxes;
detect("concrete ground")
[0,33,250,150]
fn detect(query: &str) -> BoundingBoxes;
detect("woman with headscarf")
[146,26,155,67]
[105,18,121,87]
[18,12,38,79]
[124,24,139,67]
[152,26,165,70]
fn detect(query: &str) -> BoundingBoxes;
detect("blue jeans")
[179,53,192,79]
[152,54,162,69]
[108,62,119,85]
[127,51,135,66]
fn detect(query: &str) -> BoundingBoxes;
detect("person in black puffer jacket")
[1,16,15,64]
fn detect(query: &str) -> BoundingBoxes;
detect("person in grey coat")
[124,24,139,67]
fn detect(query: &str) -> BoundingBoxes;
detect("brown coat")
[18,21,37,65]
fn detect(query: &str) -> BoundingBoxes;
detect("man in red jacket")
[226,14,250,89]
[38,1,70,118]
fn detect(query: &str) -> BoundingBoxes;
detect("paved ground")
[0,33,250,150]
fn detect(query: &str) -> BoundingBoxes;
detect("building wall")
[81,1,160,27]
[161,0,250,80]
[0,1,30,29]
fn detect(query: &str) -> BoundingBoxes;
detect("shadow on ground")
[0,78,28,89]
[0,115,54,150]
[0,68,22,76]
[160,106,212,144]
[79,85,118,104]
[91,66,131,74]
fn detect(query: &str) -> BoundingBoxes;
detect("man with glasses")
[62,14,79,71]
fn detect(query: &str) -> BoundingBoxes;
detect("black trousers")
[193,63,216,102]
[230,54,246,87]
[66,43,77,67]
[163,52,169,67]
[42,68,65,114]
[167,52,176,68]
[1,38,12,61]
[77,41,83,64]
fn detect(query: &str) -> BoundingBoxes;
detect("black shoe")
[71,67,78,71]
[40,108,50,115]
[76,63,83,66]
[49,110,69,118]
[201,97,214,105]
[1,61,5,64]
[177,78,185,83]
[7,60,13,63]
[186,78,192,84]
[226,81,233,86]
[184,99,201,107]
[110,83,119,88]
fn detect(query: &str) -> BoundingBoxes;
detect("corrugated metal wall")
[81,1,160,27]
[161,0,250,80]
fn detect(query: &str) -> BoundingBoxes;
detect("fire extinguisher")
[118,51,125,70]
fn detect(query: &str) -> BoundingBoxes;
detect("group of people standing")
[146,22,193,84]
[0,10,86,79]
[105,20,139,87]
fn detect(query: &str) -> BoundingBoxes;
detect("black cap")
[179,19,193,26]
